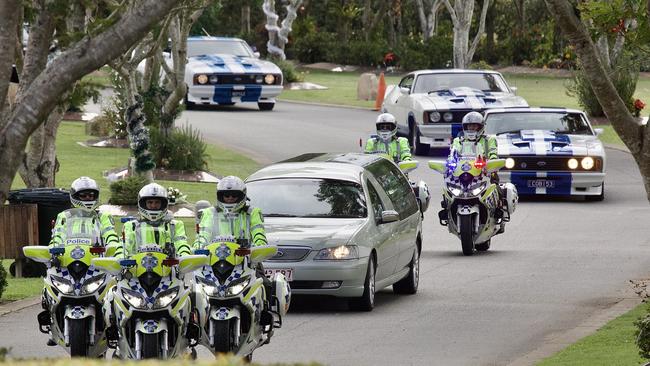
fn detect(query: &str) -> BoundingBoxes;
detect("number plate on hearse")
[527,179,555,188]
[264,268,293,281]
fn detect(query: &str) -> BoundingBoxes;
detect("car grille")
[502,156,603,172]
[267,247,311,262]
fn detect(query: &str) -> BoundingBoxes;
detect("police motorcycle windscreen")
[95,245,208,359]
[192,239,289,360]
[22,215,114,358]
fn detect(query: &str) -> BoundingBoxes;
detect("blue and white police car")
[185,37,283,111]
[484,107,606,201]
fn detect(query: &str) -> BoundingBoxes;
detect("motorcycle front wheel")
[69,318,89,357]
[460,215,474,256]
[141,333,160,359]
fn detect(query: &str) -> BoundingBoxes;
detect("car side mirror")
[594,128,603,136]
[380,210,399,224]
[399,87,410,95]
[253,51,261,59]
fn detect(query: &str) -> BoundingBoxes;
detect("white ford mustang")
[184,37,283,111]
[381,69,528,154]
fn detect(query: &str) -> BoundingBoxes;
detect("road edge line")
[0,296,40,317]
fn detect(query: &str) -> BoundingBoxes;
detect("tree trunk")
[0,0,20,120]
[263,0,303,59]
[0,0,181,204]
[18,102,65,187]
[242,5,251,34]
[443,0,489,68]
[416,0,429,39]
[545,0,650,201]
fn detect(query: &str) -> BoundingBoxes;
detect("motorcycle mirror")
[428,160,446,173]
[250,246,278,263]
[91,257,123,276]
[178,255,209,274]
[399,160,418,174]
[23,246,52,264]
[486,159,506,173]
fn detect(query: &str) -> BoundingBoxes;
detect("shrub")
[636,308,650,359]
[331,39,388,67]
[396,35,454,71]
[67,80,101,112]
[469,61,493,70]
[566,53,639,117]
[150,124,208,171]
[109,175,147,205]
[0,260,7,299]
[85,114,115,137]
[269,57,304,83]
[291,32,337,64]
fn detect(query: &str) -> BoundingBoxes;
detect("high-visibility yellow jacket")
[450,135,498,160]
[365,137,412,163]
[114,219,191,258]
[194,206,267,248]
[49,208,119,247]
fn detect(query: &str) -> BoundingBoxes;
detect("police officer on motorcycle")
[365,113,412,162]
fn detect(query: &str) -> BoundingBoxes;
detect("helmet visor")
[138,197,168,211]
[217,190,245,204]
[463,123,483,132]
[74,190,98,201]
[376,123,395,132]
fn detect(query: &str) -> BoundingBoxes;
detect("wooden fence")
[0,204,39,277]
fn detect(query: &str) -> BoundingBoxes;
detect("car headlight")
[208,75,219,84]
[568,158,579,170]
[255,75,264,84]
[314,245,359,260]
[470,182,487,196]
[51,275,74,294]
[154,287,179,308]
[443,112,453,122]
[226,276,251,296]
[121,288,147,309]
[429,111,441,122]
[581,157,594,170]
[81,274,106,294]
[505,158,515,169]
[264,74,275,85]
[196,74,208,85]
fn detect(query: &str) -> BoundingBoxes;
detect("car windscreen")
[187,40,253,57]
[246,178,367,218]
[484,112,594,135]
[413,73,510,94]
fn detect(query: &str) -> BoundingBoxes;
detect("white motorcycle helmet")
[70,176,100,211]
[216,176,247,214]
[461,111,485,141]
[375,113,398,143]
[138,183,169,222]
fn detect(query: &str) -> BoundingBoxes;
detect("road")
[2,101,650,365]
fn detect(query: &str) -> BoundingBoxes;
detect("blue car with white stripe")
[484,107,606,201]
[185,37,283,111]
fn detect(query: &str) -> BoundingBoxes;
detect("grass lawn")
[11,121,260,204]
[537,302,648,366]
[0,259,42,301]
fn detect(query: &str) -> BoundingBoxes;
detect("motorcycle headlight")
[51,275,74,294]
[196,74,208,85]
[121,288,147,309]
[197,277,220,296]
[81,274,106,294]
[429,111,441,122]
[581,157,594,170]
[448,185,462,197]
[314,245,359,260]
[470,182,487,196]
[264,74,275,85]
[154,287,179,309]
[226,276,251,296]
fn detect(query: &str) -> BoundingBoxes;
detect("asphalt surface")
[2,101,650,366]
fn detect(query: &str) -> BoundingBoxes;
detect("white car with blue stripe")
[382,69,528,154]
[185,37,283,111]
[484,107,606,200]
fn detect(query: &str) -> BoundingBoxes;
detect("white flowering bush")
[167,186,188,206]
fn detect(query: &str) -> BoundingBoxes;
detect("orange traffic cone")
[374,72,386,111]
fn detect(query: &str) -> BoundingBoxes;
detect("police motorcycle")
[191,236,291,360]
[428,148,517,256]
[91,244,208,359]
[22,210,119,357]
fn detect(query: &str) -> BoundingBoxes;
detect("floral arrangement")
[634,98,646,117]
[167,186,187,206]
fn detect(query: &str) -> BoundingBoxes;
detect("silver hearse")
[246,153,423,311]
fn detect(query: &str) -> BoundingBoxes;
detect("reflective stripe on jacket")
[450,135,498,160]
[194,206,267,248]
[114,219,190,258]
[49,208,119,247]
[365,137,412,163]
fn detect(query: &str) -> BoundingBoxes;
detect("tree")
[441,0,490,68]
[0,0,183,204]
[544,0,650,202]
[263,0,304,60]
[415,0,444,40]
